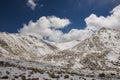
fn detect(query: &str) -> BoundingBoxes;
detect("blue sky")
[0,0,120,42]
[0,0,120,33]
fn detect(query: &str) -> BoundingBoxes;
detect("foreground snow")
[0,57,120,80]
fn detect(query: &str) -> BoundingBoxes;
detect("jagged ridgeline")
[0,28,120,80]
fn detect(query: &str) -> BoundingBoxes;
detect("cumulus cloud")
[47,16,71,29]
[20,4,120,43]
[20,16,73,42]
[27,0,37,10]
[85,4,120,30]
[19,16,92,42]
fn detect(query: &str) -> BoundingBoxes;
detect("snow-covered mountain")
[52,40,80,50]
[0,32,58,61]
[71,27,120,70]
[40,27,120,70]
[1,27,120,69]
[1,27,120,80]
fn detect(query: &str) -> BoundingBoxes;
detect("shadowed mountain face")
[0,28,120,70]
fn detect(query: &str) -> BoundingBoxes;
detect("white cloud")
[19,16,92,42]
[27,0,37,10]
[20,16,72,42]
[47,16,70,29]
[52,29,92,42]
[85,4,120,30]
[20,5,120,43]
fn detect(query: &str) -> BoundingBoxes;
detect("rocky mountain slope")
[0,32,58,61]
[42,28,120,70]
[72,27,120,70]
[0,27,120,80]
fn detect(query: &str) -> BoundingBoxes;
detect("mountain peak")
[97,27,120,34]
[0,28,120,71]
[0,32,58,61]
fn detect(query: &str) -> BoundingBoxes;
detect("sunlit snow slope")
[0,32,58,60]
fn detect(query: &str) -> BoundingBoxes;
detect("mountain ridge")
[1,27,120,80]
[0,32,58,61]
[0,27,120,70]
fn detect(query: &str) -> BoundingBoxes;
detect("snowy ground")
[0,57,120,80]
